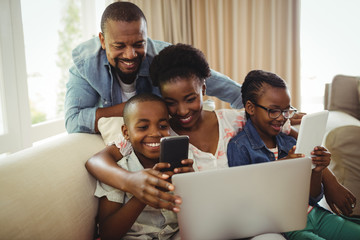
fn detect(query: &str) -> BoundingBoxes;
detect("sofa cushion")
[98,117,124,145]
[329,75,360,120]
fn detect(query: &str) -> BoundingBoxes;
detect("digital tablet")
[295,110,329,168]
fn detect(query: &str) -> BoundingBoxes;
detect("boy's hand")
[311,146,331,172]
[279,146,304,160]
[153,162,175,184]
[125,167,181,213]
[173,159,195,174]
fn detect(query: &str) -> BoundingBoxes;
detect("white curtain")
[118,0,300,108]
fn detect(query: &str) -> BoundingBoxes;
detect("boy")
[94,93,194,240]
[227,70,360,239]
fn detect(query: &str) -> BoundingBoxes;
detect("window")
[300,0,360,113]
[0,0,107,155]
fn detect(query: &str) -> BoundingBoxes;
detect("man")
[65,1,243,133]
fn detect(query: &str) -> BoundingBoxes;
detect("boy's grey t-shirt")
[95,152,179,239]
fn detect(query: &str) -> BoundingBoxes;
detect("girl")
[227,69,360,239]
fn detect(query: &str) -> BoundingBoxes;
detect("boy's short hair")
[149,43,211,87]
[123,93,166,125]
[242,70,287,106]
[101,2,147,33]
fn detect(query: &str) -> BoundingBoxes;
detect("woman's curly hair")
[150,43,211,87]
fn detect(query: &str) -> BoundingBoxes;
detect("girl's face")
[159,75,205,130]
[247,84,291,142]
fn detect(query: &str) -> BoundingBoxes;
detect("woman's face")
[160,75,205,130]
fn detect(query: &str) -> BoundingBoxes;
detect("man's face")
[99,18,147,83]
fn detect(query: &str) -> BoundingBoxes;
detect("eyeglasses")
[253,102,297,119]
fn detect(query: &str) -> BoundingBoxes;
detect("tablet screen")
[295,110,329,167]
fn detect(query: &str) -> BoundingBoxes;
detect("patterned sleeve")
[111,133,133,156]
[282,119,291,135]
[217,109,246,137]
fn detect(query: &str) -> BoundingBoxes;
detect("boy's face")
[122,101,170,167]
[247,85,291,143]
[160,75,206,130]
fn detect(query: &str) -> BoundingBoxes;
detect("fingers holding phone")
[174,159,195,173]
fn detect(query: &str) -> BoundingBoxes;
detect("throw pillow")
[97,117,124,145]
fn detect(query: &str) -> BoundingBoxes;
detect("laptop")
[172,157,312,240]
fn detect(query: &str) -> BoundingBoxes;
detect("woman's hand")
[173,159,195,173]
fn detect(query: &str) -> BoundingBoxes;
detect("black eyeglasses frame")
[252,102,297,119]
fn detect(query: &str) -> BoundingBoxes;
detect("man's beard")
[114,57,140,84]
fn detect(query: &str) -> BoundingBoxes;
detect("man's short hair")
[123,93,166,125]
[101,2,147,33]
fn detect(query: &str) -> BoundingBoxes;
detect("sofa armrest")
[323,111,360,216]
[328,75,360,120]
[325,111,360,133]
[0,133,105,240]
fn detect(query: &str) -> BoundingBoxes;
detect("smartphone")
[159,135,189,171]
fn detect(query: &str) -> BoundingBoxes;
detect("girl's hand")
[279,146,304,160]
[311,146,331,172]
[125,167,181,213]
[173,159,195,174]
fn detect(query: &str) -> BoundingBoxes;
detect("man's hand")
[124,167,182,213]
[324,181,356,216]
[290,112,306,126]
[95,103,126,132]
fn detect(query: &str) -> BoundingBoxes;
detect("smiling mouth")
[271,123,282,131]
[120,60,137,68]
[179,115,192,124]
[114,57,139,69]
[144,142,160,148]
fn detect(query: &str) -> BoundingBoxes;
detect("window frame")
[0,0,66,154]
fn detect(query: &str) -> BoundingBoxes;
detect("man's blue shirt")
[65,37,243,133]
[227,119,323,205]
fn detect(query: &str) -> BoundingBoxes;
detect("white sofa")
[0,133,105,240]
